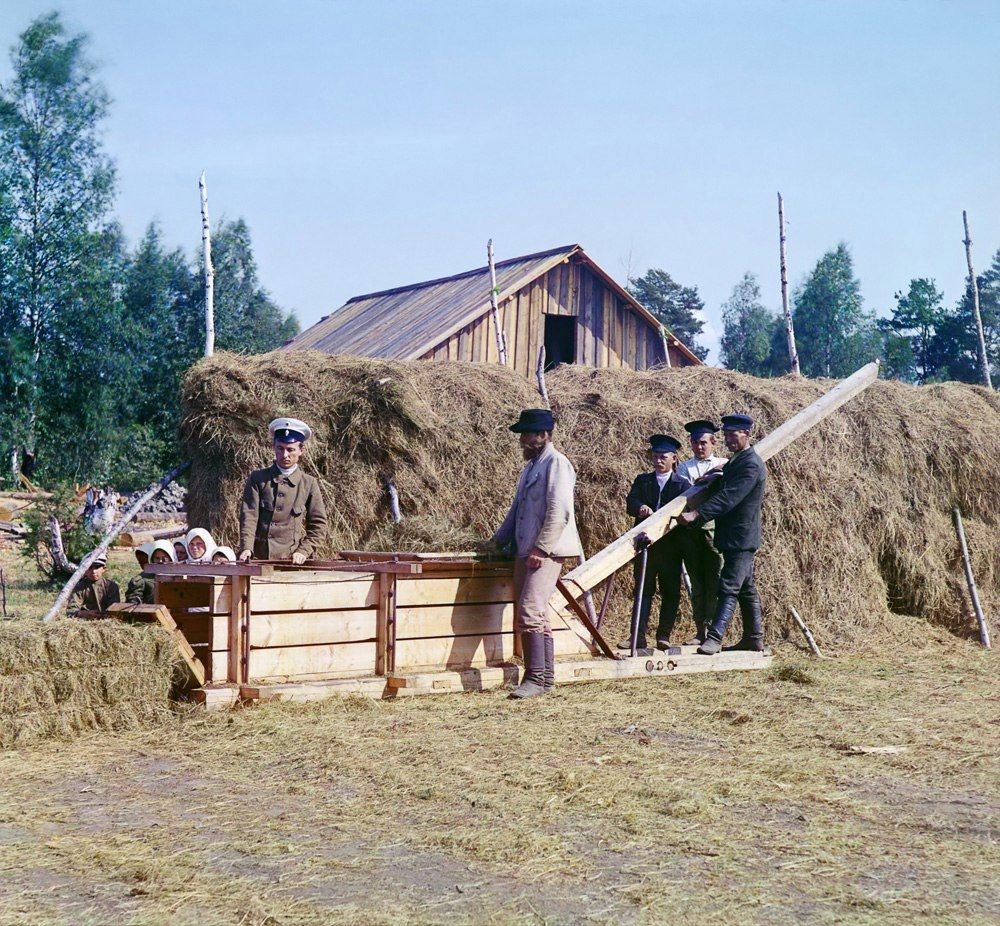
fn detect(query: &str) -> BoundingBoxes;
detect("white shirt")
[674,455,726,489]
[655,471,671,491]
[277,464,299,477]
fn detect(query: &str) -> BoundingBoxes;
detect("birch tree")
[0,13,115,479]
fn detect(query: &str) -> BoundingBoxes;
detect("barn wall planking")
[417,254,677,373]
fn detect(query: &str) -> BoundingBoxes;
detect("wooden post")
[228,574,250,683]
[376,571,395,675]
[200,171,216,358]
[962,211,993,390]
[487,239,508,366]
[658,326,673,368]
[536,345,550,406]
[789,606,823,657]
[952,507,991,649]
[551,361,880,605]
[778,193,801,376]
[42,461,191,622]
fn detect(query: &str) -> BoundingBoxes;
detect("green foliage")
[933,249,1000,385]
[878,278,947,384]
[0,13,298,490]
[19,485,93,578]
[793,244,878,378]
[720,272,783,376]
[627,268,708,361]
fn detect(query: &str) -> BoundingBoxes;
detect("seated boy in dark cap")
[67,554,121,618]
[622,434,684,653]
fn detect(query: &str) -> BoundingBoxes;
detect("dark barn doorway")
[544,315,576,370]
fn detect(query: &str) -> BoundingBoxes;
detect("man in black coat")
[622,434,684,654]
[678,413,766,655]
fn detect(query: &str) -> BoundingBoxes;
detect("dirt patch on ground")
[0,642,996,925]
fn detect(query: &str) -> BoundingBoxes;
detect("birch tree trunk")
[43,461,191,622]
[778,193,801,376]
[962,211,993,390]
[487,239,508,365]
[200,171,216,358]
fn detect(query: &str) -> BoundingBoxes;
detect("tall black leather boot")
[543,634,555,692]
[728,588,764,651]
[510,632,547,698]
[697,595,738,655]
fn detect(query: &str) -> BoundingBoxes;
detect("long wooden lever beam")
[553,361,880,609]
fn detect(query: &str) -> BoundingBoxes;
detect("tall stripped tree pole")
[962,211,993,390]
[778,193,801,376]
[200,171,216,357]
[487,239,508,365]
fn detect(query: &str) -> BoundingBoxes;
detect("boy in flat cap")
[678,413,766,654]
[67,553,121,618]
[238,418,329,564]
[491,408,582,699]
[623,434,684,653]
[673,420,726,644]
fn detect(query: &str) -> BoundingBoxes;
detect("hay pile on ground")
[181,351,1000,651]
[0,620,181,748]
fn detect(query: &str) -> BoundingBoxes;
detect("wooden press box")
[147,554,597,687]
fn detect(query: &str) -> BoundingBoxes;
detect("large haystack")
[0,620,182,748]
[181,351,1000,651]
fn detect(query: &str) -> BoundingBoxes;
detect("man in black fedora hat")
[491,408,582,698]
[678,413,766,654]
[621,434,684,653]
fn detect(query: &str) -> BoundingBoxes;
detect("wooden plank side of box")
[250,574,378,612]
[246,640,378,681]
[394,575,515,607]
[394,602,514,639]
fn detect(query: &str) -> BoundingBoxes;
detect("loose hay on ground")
[182,352,1000,651]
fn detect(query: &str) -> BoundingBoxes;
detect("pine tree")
[878,278,947,384]
[627,268,708,361]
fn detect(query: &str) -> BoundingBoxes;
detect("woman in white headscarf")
[184,528,217,564]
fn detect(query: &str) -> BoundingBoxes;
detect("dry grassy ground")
[1,546,997,925]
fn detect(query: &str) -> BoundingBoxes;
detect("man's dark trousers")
[635,534,683,646]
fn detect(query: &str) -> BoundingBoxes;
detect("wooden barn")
[285,244,702,375]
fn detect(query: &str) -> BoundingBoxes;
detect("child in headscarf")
[211,545,236,564]
[184,528,217,564]
[149,540,176,564]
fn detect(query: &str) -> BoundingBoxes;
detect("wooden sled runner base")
[189,649,773,710]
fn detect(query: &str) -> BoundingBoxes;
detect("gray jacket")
[492,442,583,558]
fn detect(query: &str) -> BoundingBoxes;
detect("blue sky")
[2,1,998,361]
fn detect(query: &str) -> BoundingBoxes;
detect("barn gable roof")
[285,244,702,365]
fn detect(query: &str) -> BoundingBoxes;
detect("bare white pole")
[658,326,673,368]
[962,211,993,390]
[487,239,508,365]
[778,193,800,376]
[200,171,216,358]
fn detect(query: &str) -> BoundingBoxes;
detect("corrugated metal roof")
[286,245,580,359]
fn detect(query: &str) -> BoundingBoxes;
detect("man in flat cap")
[622,434,684,653]
[673,420,727,644]
[238,418,329,564]
[491,408,582,699]
[67,553,121,618]
[678,413,766,654]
